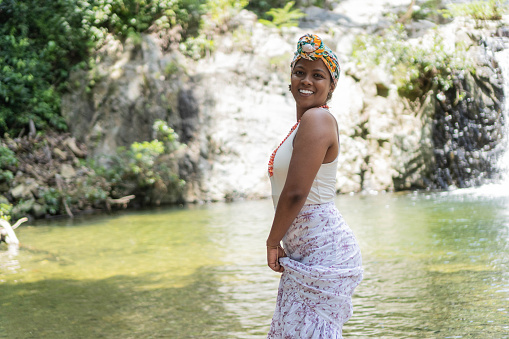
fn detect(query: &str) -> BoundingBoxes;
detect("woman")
[266,34,363,338]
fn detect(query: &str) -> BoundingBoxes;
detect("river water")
[1,190,508,338]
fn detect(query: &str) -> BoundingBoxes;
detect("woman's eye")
[314,73,324,78]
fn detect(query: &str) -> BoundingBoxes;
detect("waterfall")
[452,34,509,197]
[495,47,509,186]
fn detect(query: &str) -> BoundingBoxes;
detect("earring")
[288,85,292,91]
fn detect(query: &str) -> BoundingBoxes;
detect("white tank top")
[270,123,338,208]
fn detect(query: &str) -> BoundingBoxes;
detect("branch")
[11,217,28,230]
[398,0,417,24]
[106,195,136,210]
[0,219,20,245]
[55,174,74,218]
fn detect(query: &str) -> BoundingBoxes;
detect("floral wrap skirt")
[267,202,363,339]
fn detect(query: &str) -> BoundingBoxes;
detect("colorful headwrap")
[291,34,340,88]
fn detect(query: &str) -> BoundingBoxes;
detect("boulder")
[11,179,38,200]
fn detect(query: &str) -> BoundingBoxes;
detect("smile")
[299,89,314,95]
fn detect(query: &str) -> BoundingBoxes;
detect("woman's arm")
[266,108,338,272]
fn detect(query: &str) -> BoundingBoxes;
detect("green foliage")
[247,0,326,19]
[442,0,508,21]
[352,23,473,102]
[80,184,109,206]
[410,0,445,22]
[0,120,185,219]
[153,119,179,150]
[180,34,215,59]
[0,0,87,135]
[40,188,61,215]
[0,202,12,222]
[0,146,17,168]
[0,145,18,182]
[78,0,207,46]
[128,140,166,183]
[258,1,305,29]
[205,0,248,29]
[0,0,207,137]
[246,0,289,19]
[164,61,180,76]
[96,120,185,203]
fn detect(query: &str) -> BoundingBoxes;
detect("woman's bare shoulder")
[300,107,337,131]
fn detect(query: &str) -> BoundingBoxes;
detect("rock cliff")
[61,3,509,203]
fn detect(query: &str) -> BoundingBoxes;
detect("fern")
[259,1,305,29]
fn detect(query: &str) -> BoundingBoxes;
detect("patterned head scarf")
[291,34,340,88]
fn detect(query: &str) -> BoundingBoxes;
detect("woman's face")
[290,58,334,113]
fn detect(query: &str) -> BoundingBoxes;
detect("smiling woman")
[290,58,333,116]
[265,34,363,338]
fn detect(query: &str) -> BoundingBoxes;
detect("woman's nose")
[301,74,312,85]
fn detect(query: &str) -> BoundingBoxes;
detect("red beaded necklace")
[268,104,329,177]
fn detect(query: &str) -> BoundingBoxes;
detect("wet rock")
[430,41,506,188]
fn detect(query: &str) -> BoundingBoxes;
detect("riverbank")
[0,127,186,221]
[0,132,114,220]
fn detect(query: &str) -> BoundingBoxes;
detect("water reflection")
[0,245,20,277]
[343,191,509,338]
[1,191,508,338]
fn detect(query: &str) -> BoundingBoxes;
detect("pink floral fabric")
[268,202,363,338]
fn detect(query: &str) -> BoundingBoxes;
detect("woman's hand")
[267,245,286,273]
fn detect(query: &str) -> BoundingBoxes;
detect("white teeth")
[299,89,313,94]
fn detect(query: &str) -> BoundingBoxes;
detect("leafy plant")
[0,0,207,137]
[40,188,61,215]
[246,0,290,19]
[352,23,474,102]
[0,202,12,222]
[409,0,446,22]
[180,34,215,59]
[97,120,185,203]
[442,0,508,21]
[247,0,327,19]
[0,145,18,182]
[258,1,305,29]
[81,185,109,207]
[205,0,248,30]
[0,0,87,136]
[153,119,180,151]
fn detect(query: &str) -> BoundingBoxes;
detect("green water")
[1,190,508,338]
